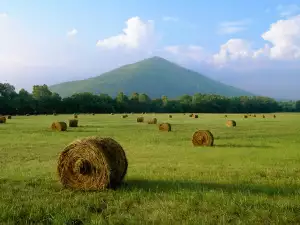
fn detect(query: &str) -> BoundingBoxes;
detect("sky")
[1,0,300,99]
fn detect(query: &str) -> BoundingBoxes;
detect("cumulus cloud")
[66,28,78,37]
[96,16,156,51]
[217,19,251,34]
[277,4,300,18]
[162,16,179,22]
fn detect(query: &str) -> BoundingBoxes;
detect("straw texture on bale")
[169,115,172,118]
[193,114,199,118]
[69,119,78,127]
[51,122,67,131]
[192,130,214,147]
[147,118,157,124]
[226,120,236,127]
[0,116,6,124]
[57,136,128,190]
[7,115,12,119]
[136,117,144,123]
[159,123,171,132]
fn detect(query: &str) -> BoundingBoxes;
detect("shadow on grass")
[214,144,273,148]
[123,179,299,196]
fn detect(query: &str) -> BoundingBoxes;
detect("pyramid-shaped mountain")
[49,56,253,98]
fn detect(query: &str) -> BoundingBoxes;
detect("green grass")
[1,113,300,225]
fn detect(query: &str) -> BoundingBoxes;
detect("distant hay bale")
[147,118,157,124]
[26,114,30,116]
[69,119,78,127]
[110,113,114,115]
[273,115,276,118]
[136,117,144,123]
[122,115,128,118]
[7,115,12,119]
[192,130,214,147]
[92,113,95,116]
[0,116,6,124]
[253,114,256,117]
[189,114,193,117]
[159,123,171,132]
[243,115,248,118]
[53,113,57,116]
[262,115,265,118]
[224,115,228,118]
[169,115,172,118]
[74,114,78,119]
[193,114,199,118]
[51,122,67,131]
[226,120,236,127]
[57,136,128,190]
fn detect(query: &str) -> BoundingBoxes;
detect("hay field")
[1,113,300,224]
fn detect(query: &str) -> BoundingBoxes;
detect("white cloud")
[66,28,78,37]
[162,16,179,22]
[277,4,300,18]
[0,13,8,18]
[96,16,156,50]
[164,45,209,62]
[218,19,251,34]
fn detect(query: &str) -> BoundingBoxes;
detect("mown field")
[1,113,300,225]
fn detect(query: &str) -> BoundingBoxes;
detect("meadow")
[0,113,300,225]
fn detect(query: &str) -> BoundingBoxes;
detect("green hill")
[49,56,253,98]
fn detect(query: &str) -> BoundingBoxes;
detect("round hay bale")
[69,119,78,127]
[169,115,172,118]
[224,115,228,118]
[136,117,144,123]
[57,136,128,190]
[92,113,95,116]
[7,115,12,119]
[74,114,78,119]
[243,115,248,118]
[51,122,67,131]
[122,115,128,118]
[192,130,214,147]
[0,116,6,124]
[273,115,276,118]
[53,113,57,116]
[159,123,171,132]
[147,118,157,124]
[193,114,199,118]
[262,115,265,118]
[226,120,236,127]
[253,114,256,117]
[189,114,193,117]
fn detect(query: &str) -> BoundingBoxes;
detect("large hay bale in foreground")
[0,116,6,124]
[69,119,78,127]
[7,115,12,119]
[192,130,214,147]
[226,120,236,127]
[137,117,144,123]
[159,123,171,132]
[147,118,157,124]
[57,136,128,190]
[51,122,67,131]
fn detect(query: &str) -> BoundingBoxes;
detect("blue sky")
[1,0,300,99]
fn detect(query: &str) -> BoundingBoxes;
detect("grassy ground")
[1,113,300,225]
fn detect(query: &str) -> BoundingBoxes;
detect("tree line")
[0,83,300,115]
